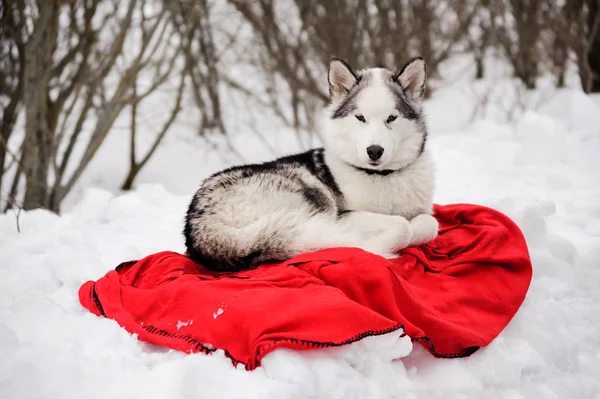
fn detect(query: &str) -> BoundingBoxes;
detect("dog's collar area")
[342,152,424,177]
[348,164,397,176]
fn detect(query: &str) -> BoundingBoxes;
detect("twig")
[2,193,23,233]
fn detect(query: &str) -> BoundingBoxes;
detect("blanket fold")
[79,203,532,370]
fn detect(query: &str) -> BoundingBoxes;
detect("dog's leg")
[290,211,412,257]
[408,214,439,246]
[338,211,413,256]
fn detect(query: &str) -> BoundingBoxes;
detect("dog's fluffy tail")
[184,207,341,271]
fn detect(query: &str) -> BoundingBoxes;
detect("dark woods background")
[1,0,599,213]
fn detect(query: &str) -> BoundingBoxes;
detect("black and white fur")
[184,57,438,272]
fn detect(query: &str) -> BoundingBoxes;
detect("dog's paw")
[389,216,413,251]
[409,214,439,246]
[361,216,413,254]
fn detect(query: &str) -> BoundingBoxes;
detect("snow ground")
[1,73,600,397]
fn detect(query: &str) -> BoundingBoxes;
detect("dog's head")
[323,57,428,172]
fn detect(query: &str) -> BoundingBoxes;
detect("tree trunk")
[0,86,23,199]
[588,5,600,93]
[557,70,566,88]
[515,58,537,90]
[589,43,600,92]
[4,152,24,212]
[553,33,568,88]
[523,48,538,89]
[21,2,60,210]
[120,166,140,191]
[578,0,600,93]
[1,113,18,200]
[47,185,63,213]
[475,55,484,79]
[0,146,5,197]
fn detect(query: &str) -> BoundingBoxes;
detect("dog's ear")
[393,57,426,100]
[328,58,358,99]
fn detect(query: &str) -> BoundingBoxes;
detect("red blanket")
[79,204,532,370]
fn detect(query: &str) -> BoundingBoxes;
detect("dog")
[184,56,438,272]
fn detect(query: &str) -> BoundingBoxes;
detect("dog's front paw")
[389,216,413,251]
[409,214,439,246]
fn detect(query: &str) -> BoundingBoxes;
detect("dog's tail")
[184,207,348,272]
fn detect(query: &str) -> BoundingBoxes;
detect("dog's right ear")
[328,58,358,100]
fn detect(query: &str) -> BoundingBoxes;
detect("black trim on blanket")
[254,324,406,368]
[412,336,480,359]
[115,260,137,273]
[90,283,106,317]
[89,260,481,369]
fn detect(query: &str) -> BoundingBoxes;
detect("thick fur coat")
[184,57,438,271]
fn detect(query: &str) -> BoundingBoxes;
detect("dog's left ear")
[393,57,427,100]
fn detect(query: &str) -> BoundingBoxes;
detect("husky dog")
[184,57,438,272]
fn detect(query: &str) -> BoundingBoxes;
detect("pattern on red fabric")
[79,203,532,370]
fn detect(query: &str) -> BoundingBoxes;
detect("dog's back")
[184,149,342,271]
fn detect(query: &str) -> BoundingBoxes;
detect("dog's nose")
[366,145,384,161]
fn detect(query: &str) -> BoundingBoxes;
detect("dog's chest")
[335,169,433,218]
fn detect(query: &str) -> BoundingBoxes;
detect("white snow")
[1,65,600,397]
[213,309,224,320]
[176,320,193,330]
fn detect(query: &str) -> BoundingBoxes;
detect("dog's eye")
[386,115,398,123]
[355,114,366,123]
